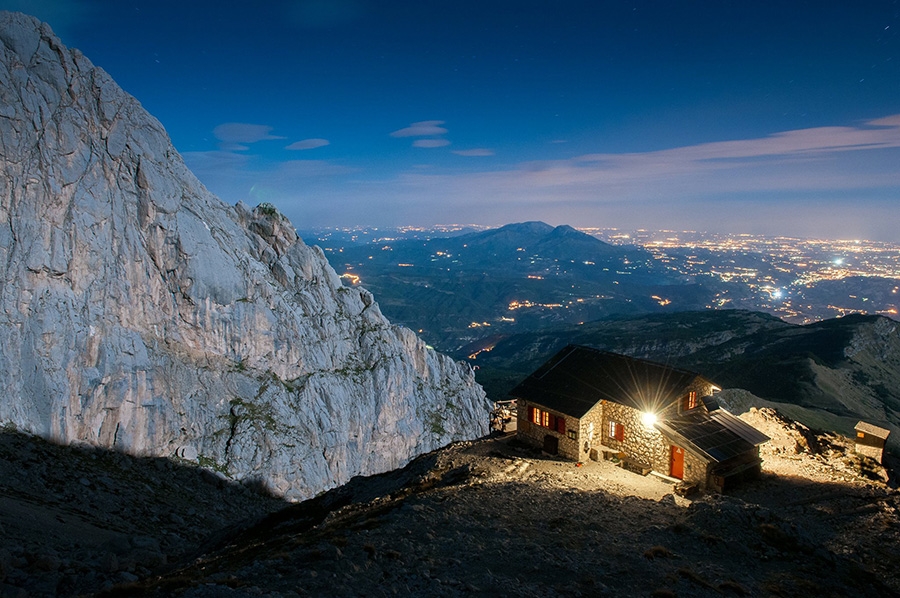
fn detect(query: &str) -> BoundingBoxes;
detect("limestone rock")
[0,12,489,501]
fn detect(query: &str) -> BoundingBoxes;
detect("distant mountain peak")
[496,221,555,235]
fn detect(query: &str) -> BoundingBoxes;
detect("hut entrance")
[670,445,685,479]
[543,434,559,455]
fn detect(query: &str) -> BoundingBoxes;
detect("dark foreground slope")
[471,310,900,447]
[98,420,897,598]
[0,427,284,597]
[4,410,897,597]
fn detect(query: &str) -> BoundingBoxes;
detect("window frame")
[682,391,699,412]
[608,420,624,442]
[528,406,566,435]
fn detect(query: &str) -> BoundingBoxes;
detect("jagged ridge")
[0,12,489,500]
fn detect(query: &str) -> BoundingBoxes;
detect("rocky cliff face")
[0,12,489,500]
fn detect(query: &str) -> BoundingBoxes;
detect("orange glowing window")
[683,391,699,411]
[528,406,566,434]
[608,421,624,442]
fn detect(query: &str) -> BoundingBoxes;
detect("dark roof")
[656,410,769,463]
[710,410,771,446]
[855,421,890,439]
[509,345,705,418]
[700,395,720,412]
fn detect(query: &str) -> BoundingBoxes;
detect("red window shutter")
[557,417,566,434]
[528,406,535,423]
[616,423,624,442]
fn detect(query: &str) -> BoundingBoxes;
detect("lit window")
[529,406,566,434]
[683,391,698,411]
[567,430,576,440]
[608,421,624,442]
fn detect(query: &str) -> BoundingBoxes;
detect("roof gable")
[509,345,706,418]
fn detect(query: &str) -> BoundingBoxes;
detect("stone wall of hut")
[600,401,671,471]
[855,442,885,464]
[579,403,605,460]
[555,411,580,460]
[515,400,542,449]
[515,400,578,458]
[681,447,711,488]
[658,377,720,419]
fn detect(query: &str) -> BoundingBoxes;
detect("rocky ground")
[0,425,284,597]
[1,409,898,597]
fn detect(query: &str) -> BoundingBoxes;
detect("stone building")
[510,345,769,492]
[854,421,891,464]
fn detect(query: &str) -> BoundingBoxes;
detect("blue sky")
[7,1,900,241]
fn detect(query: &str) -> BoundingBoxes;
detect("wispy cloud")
[573,115,900,171]
[187,114,900,241]
[453,148,494,156]
[413,139,451,148]
[390,120,448,138]
[213,123,285,147]
[326,114,900,239]
[286,138,330,150]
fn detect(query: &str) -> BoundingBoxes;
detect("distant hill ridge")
[330,221,697,348]
[456,221,624,259]
[471,309,900,449]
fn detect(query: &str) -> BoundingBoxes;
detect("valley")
[301,223,900,352]
[303,223,900,449]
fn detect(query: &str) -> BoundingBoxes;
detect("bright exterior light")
[641,412,657,428]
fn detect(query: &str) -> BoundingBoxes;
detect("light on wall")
[641,412,657,428]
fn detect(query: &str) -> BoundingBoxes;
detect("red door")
[670,445,685,479]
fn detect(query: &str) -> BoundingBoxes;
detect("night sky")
[7,1,900,241]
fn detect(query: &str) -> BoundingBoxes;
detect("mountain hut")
[854,421,891,464]
[509,345,770,493]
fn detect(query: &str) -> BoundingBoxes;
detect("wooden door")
[670,445,685,479]
[543,434,559,455]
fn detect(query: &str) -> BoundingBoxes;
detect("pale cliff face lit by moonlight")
[0,12,489,501]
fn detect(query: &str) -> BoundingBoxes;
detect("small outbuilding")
[854,421,891,464]
[509,345,770,492]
